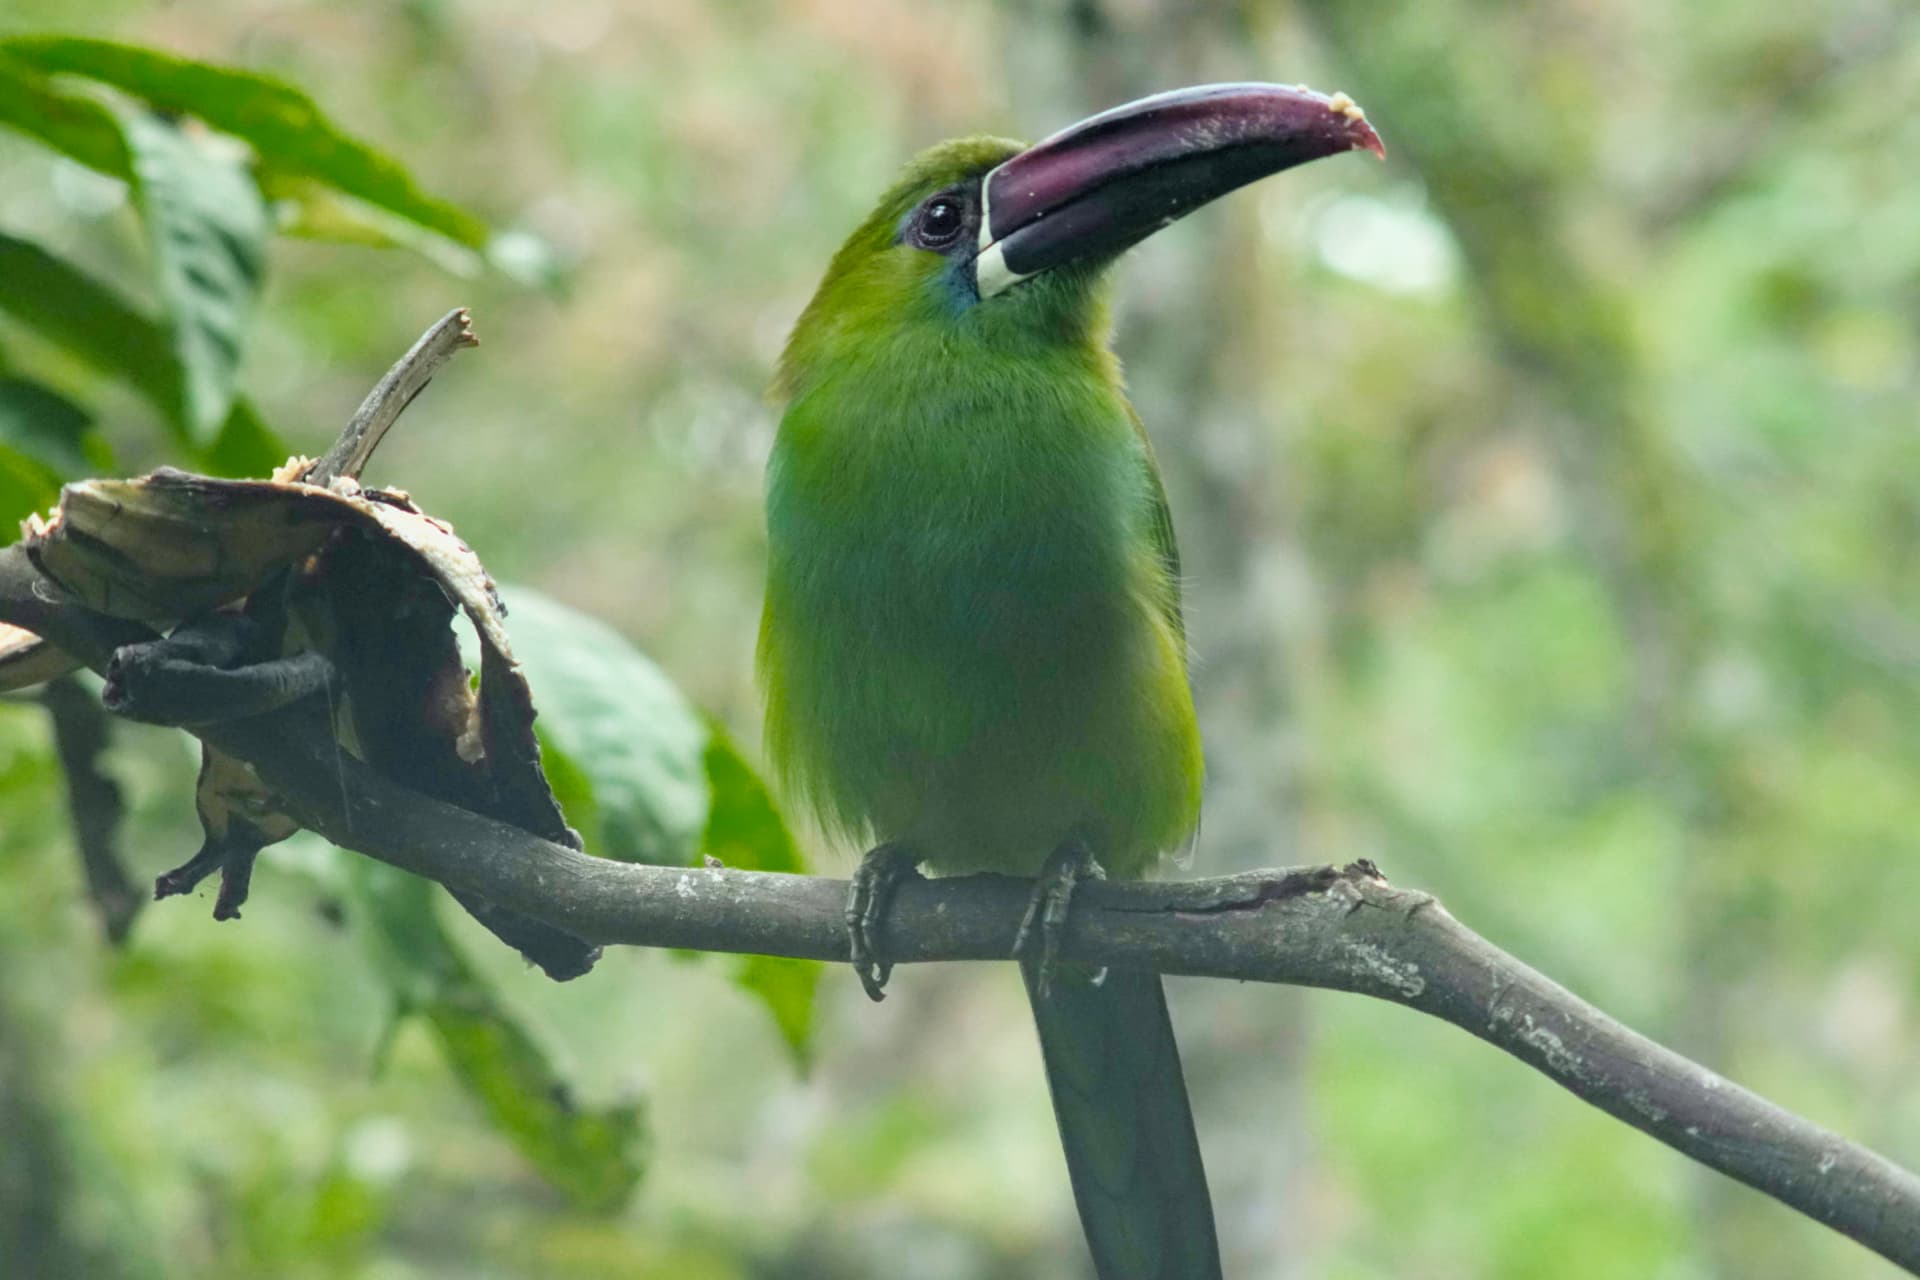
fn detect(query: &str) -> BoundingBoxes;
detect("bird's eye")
[914,197,966,248]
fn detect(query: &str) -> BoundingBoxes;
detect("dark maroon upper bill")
[975,83,1384,295]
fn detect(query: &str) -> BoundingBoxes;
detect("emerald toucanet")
[759,83,1382,1278]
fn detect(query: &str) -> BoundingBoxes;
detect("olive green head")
[775,83,1385,401]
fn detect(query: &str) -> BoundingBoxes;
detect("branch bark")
[311,307,477,485]
[39,675,137,943]
[168,706,1920,1276]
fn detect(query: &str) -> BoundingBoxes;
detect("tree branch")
[0,640,1899,1273]
[1,314,1915,1273]
[39,674,137,943]
[310,307,478,485]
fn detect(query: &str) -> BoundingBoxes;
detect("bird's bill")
[974,82,1384,297]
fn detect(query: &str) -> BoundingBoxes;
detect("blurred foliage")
[502,585,819,1064]
[0,1,1916,1278]
[349,858,646,1216]
[0,20,815,1277]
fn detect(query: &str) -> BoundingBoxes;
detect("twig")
[308,307,478,485]
[146,695,1920,1275]
[0,551,152,672]
[39,674,137,943]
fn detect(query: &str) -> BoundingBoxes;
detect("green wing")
[1127,403,1186,653]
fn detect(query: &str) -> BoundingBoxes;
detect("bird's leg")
[847,843,923,1001]
[153,820,271,921]
[1014,836,1104,999]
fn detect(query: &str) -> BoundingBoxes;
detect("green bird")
[759,84,1382,1278]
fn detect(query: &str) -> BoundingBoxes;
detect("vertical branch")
[40,675,138,944]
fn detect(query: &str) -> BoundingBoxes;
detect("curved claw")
[1014,838,1105,999]
[846,843,922,1001]
[154,832,262,921]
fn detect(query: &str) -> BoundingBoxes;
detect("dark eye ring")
[915,197,965,248]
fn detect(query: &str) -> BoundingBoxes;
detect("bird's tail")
[1022,959,1222,1280]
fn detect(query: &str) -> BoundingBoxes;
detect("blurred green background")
[2,1,1917,1277]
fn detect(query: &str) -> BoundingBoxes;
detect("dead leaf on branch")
[23,457,596,977]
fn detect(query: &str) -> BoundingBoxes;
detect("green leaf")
[0,373,104,532]
[535,727,604,854]
[702,735,821,1065]
[497,585,710,865]
[0,445,60,532]
[1,36,490,258]
[194,398,289,478]
[702,726,807,874]
[0,47,131,179]
[0,230,183,420]
[349,861,646,1212]
[497,585,822,1062]
[112,107,269,443]
[0,377,94,477]
[260,173,484,276]
[0,232,282,458]
[735,953,822,1071]
[423,994,646,1213]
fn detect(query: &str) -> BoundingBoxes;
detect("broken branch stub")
[15,332,599,977]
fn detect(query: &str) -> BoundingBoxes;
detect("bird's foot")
[1014,838,1104,999]
[154,832,263,921]
[847,843,922,1001]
